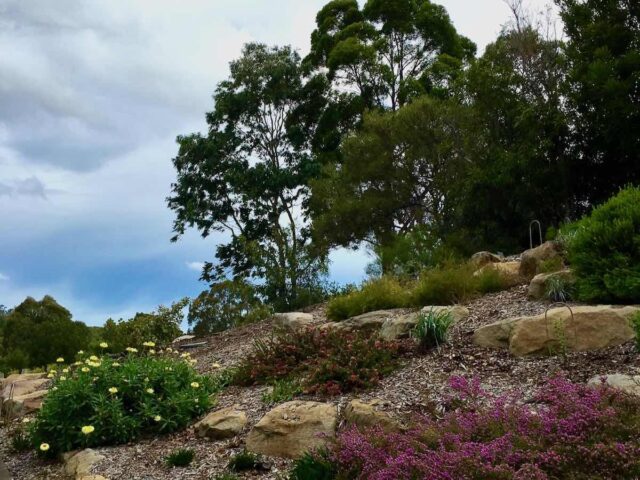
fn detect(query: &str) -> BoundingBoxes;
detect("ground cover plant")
[165,448,195,467]
[298,376,640,480]
[412,309,454,350]
[232,328,408,396]
[29,348,216,455]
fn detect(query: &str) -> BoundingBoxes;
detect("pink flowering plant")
[300,376,640,479]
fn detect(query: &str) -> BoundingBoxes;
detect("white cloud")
[0,272,9,281]
[186,261,205,273]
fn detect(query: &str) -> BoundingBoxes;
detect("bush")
[228,450,261,471]
[412,309,454,350]
[564,186,640,303]
[290,451,336,480]
[261,378,302,405]
[31,351,216,455]
[546,275,575,302]
[473,266,511,295]
[165,448,195,467]
[326,277,409,321]
[411,263,478,305]
[310,376,640,479]
[232,328,406,396]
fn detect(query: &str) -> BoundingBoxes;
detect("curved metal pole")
[545,302,576,358]
[529,220,542,249]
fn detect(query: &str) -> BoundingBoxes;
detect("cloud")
[186,261,205,273]
[0,175,48,198]
[0,272,9,281]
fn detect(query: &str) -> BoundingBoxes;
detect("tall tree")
[556,0,640,206]
[168,44,329,311]
[304,0,476,111]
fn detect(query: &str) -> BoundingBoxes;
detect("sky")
[0,0,557,326]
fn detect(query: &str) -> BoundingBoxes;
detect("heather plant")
[412,309,454,350]
[307,376,640,480]
[232,328,406,396]
[30,349,216,455]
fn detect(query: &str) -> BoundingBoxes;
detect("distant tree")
[1,296,90,370]
[168,43,330,311]
[188,280,272,335]
[556,0,640,207]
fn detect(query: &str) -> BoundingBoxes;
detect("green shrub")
[631,313,640,352]
[232,328,405,396]
[413,309,455,350]
[31,352,216,455]
[290,450,336,480]
[10,423,31,452]
[326,277,409,321]
[411,263,477,305]
[165,448,195,467]
[546,275,575,302]
[473,267,510,294]
[539,256,565,274]
[261,378,302,404]
[563,186,640,303]
[228,450,261,471]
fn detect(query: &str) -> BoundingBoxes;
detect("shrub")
[411,263,477,305]
[539,256,565,273]
[165,448,195,467]
[290,451,336,480]
[327,277,409,321]
[31,351,216,455]
[10,422,31,452]
[261,378,302,405]
[412,309,454,350]
[232,328,406,396]
[310,376,640,479]
[564,186,640,303]
[546,275,575,302]
[473,266,511,294]
[631,312,640,352]
[228,450,261,471]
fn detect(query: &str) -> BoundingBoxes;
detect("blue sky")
[0,0,556,326]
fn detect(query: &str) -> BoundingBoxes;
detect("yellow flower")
[74,361,82,366]
[189,359,197,365]
[39,443,50,452]
[190,382,200,389]
[143,341,156,348]
[52,386,58,391]
[99,342,108,349]
[56,357,64,363]
[81,425,95,435]
[82,367,90,373]
[22,417,31,423]
[108,387,118,394]
[180,353,189,358]
[59,376,66,381]
[149,349,156,355]
[47,373,55,379]
[166,347,173,353]
[112,362,120,367]
[145,388,154,394]
[126,347,138,353]
[89,355,99,362]
[62,368,69,373]
[49,369,57,374]
[153,415,162,422]
[78,350,84,355]
[211,362,221,369]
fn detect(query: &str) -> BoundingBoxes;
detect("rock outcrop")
[519,241,562,280]
[588,374,640,396]
[63,449,105,480]
[246,401,337,459]
[474,261,525,287]
[273,312,315,330]
[343,399,401,432]
[473,305,639,357]
[195,405,247,439]
[328,310,397,333]
[470,251,503,268]
[1,374,49,417]
[527,270,573,300]
[2,389,48,417]
[379,306,470,341]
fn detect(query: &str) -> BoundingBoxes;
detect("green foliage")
[411,263,478,306]
[100,298,187,353]
[546,276,575,303]
[261,378,302,405]
[539,256,565,274]
[188,280,271,335]
[326,276,409,321]
[630,313,640,353]
[0,296,90,373]
[474,267,511,295]
[31,353,215,454]
[413,309,455,350]
[10,424,32,452]
[232,328,404,396]
[165,448,195,467]
[168,43,330,311]
[227,450,261,472]
[563,187,640,303]
[290,450,336,480]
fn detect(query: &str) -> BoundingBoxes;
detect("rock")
[246,401,337,459]
[474,261,524,287]
[273,312,314,330]
[470,251,503,268]
[2,389,48,417]
[0,373,46,389]
[343,399,401,432]
[172,334,195,344]
[527,270,573,300]
[1,377,49,416]
[588,374,640,396]
[379,306,470,341]
[195,405,247,439]
[474,305,639,356]
[331,310,398,333]
[63,449,105,479]
[519,241,562,280]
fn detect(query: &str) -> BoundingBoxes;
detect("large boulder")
[474,305,639,356]
[0,372,46,389]
[330,310,398,333]
[1,376,49,416]
[379,306,470,341]
[470,251,503,268]
[2,389,48,417]
[527,270,574,300]
[519,241,562,280]
[246,401,337,459]
[588,374,640,396]
[194,405,247,440]
[63,449,105,479]
[273,312,315,330]
[343,399,401,432]
[474,261,525,287]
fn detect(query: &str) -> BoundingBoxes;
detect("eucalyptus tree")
[168,44,329,310]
